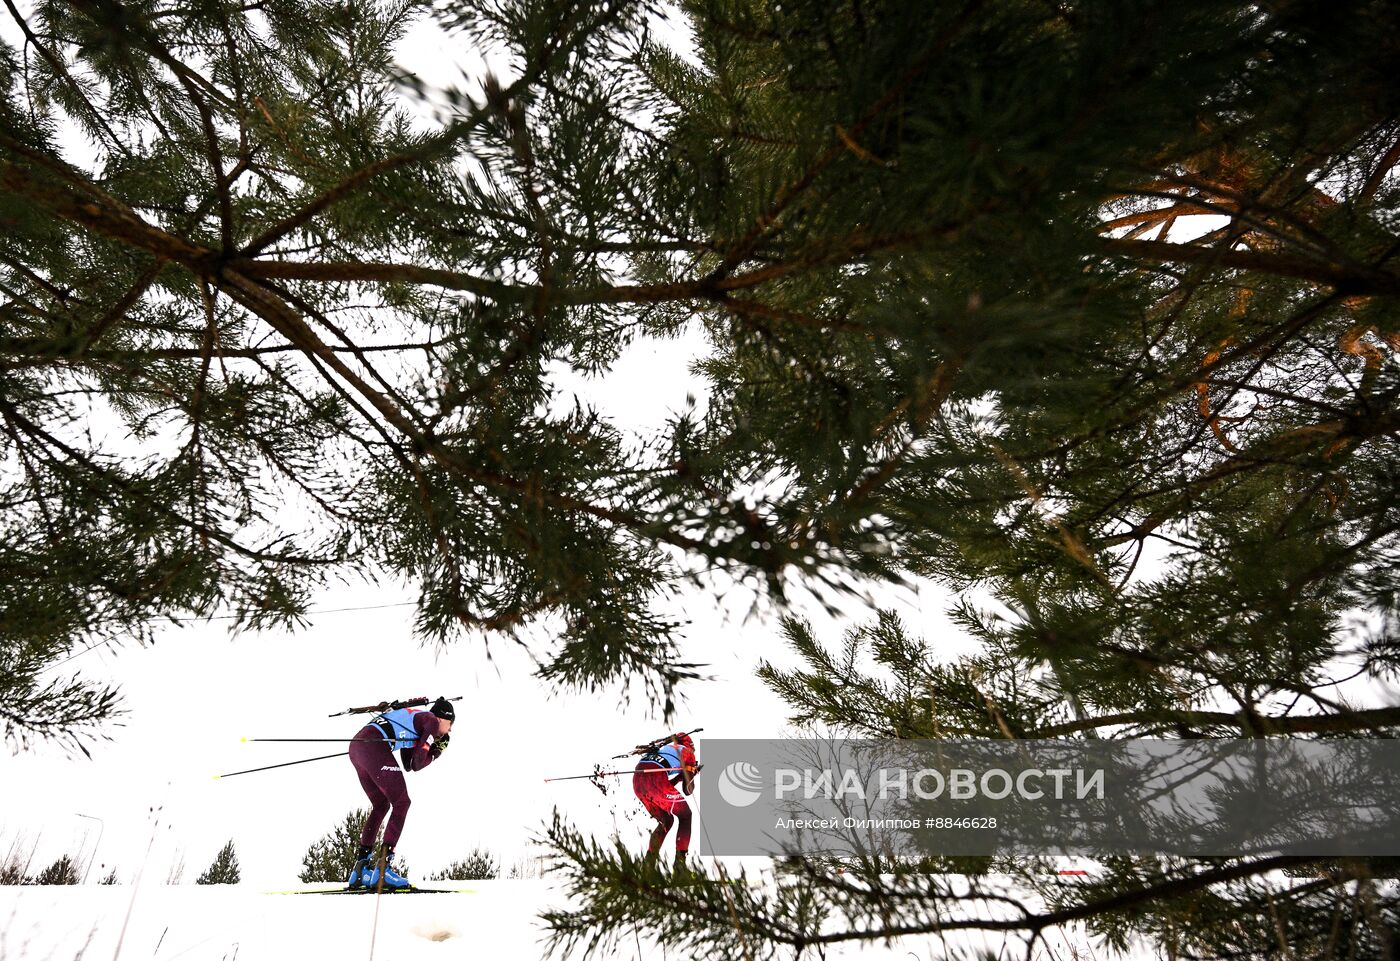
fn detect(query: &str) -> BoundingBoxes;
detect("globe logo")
[717,761,764,807]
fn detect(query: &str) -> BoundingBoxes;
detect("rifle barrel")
[545,766,691,783]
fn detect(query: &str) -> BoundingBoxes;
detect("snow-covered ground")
[0,879,1138,961]
[3,882,557,961]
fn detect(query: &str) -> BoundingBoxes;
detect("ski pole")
[610,727,703,759]
[545,765,701,783]
[213,751,348,779]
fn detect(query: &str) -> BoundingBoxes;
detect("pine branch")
[0,338,453,365]
[1102,237,1400,296]
[1032,705,1400,738]
[0,0,130,156]
[0,396,341,567]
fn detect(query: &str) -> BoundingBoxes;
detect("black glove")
[430,732,450,758]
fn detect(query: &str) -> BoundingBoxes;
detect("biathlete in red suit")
[345,696,454,890]
[632,732,698,868]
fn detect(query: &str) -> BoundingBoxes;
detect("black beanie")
[431,696,455,721]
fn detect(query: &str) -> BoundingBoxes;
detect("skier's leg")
[674,799,692,854]
[349,739,392,847]
[635,766,696,865]
[671,799,693,872]
[351,753,412,889]
[370,772,414,890]
[379,767,412,850]
[648,809,674,855]
[358,769,392,844]
[633,766,673,857]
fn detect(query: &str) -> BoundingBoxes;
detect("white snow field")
[0,879,1141,961]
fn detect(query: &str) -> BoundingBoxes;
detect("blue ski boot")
[345,845,373,890]
[345,858,371,891]
[367,852,413,891]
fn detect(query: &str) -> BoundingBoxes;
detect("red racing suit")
[632,739,696,853]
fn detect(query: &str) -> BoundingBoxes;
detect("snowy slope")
[3,882,549,961]
[0,879,1141,961]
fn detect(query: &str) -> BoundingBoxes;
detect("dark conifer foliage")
[195,839,241,884]
[429,847,498,880]
[31,854,79,884]
[1,0,702,745]
[530,0,1395,956]
[298,807,404,882]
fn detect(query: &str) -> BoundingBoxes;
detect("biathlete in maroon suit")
[345,696,454,890]
[632,732,698,869]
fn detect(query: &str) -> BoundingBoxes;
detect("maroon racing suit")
[348,709,444,850]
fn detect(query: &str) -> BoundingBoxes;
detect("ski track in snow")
[0,879,1150,960]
